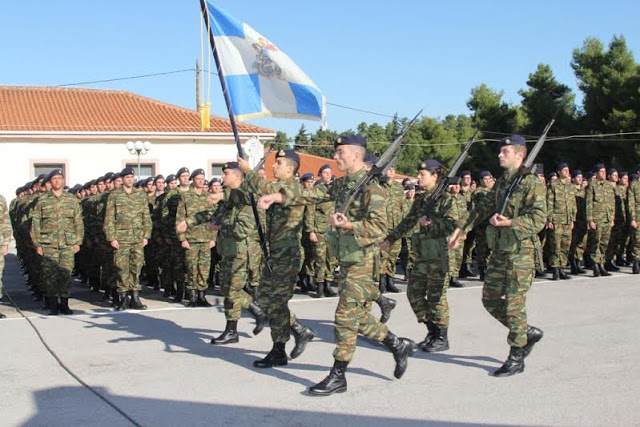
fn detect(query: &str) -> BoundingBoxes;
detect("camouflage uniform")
[605,185,628,262]
[30,191,84,297]
[569,186,588,266]
[627,180,640,262]
[460,187,475,268]
[307,185,338,284]
[104,187,152,292]
[161,188,190,288]
[585,181,615,265]
[0,195,12,299]
[379,179,406,279]
[471,186,492,274]
[462,171,546,348]
[546,179,577,268]
[150,192,169,289]
[448,192,467,279]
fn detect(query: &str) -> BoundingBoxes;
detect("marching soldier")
[448,177,467,288]
[378,165,405,293]
[546,163,576,280]
[626,166,640,273]
[458,170,476,278]
[605,169,627,270]
[471,170,494,280]
[585,163,616,277]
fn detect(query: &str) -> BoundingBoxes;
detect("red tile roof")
[0,85,274,134]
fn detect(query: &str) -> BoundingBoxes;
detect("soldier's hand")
[181,240,190,249]
[176,220,187,233]
[209,241,215,249]
[111,240,119,250]
[2,245,8,256]
[330,213,352,230]
[418,216,432,227]
[448,228,463,250]
[258,194,282,209]
[206,192,224,206]
[72,245,80,254]
[379,240,391,251]
[237,156,251,173]
[490,213,512,228]
[611,220,615,228]
[632,220,638,229]
[547,222,554,230]
[588,221,597,230]
[309,232,318,243]
[209,222,221,231]
[36,247,44,256]
[570,222,574,230]
[142,239,148,247]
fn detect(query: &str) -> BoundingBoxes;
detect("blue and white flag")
[204,2,326,122]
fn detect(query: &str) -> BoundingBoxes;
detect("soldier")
[175,169,217,307]
[448,177,467,288]
[615,171,631,266]
[207,177,224,293]
[382,159,460,352]
[237,150,316,369]
[604,169,626,271]
[104,167,152,310]
[458,170,476,278]
[627,166,640,274]
[144,174,166,290]
[378,165,405,293]
[299,172,319,295]
[94,172,117,303]
[568,170,588,274]
[471,170,494,280]
[546,162,576,280]
[30,169,84,315]
[258,135,415,396]
[449,135,546,377]
[585,163,615,277]
[157,174,176,297]
[0,193,11,318]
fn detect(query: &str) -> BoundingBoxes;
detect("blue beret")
[209,178,221,185]
[153,174,164,183]
[112,172,121,180]
[45,168,64,183]
[95,176,106,184]
[448,176,461,185]
[500,135,526,146]
[318,164,331,174]
[103,172,115,182]
[404,183,416,191]
[631,173,638,181]
[418,159,442,171]
[133,180,141,188]
[176,167,190,177]
[364,153,378,164]
[120,167,135,177]
[585,172,594,180]
[547,172,557,180]
[165,174,176,183]
[276,149,300,165]
[87,179,97,187]
[458,170,471,177]
[478,170,492,179]
[555,162,569,172]
[593,163,605,172]
[571,169,582,178]
[190,168,205,180]
[143,177,154,185]
[222,161,240,171]
[607,168,617,177]
[335,134,367,148]
[300,172,314,182]
[619,171,628,178]
[535,164,545,175]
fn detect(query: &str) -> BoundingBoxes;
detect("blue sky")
[2,1,639,138]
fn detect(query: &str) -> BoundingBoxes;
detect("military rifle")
[337,110,423,215]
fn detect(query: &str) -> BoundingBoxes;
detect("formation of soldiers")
[4,134,640,394]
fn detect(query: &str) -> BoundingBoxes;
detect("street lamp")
[126,141,152,178]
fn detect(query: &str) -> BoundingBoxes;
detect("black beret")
[96,176,106,184]
[585,172,594,180]
[36,174,46,182]
[120,167,135,177]
[418,159,442,171]
[593,163,605,172]
[318,164,331,175]
[165,174,176,183]
[222,161,240,171]
[478,170,492,180]
[547,172,557,180]
[153,174,165,183]
[103,172,115,182]
[112,172,121,180]
[607,168,617,177]
[458,170,471,177]
[571,169,582,178]
[448,176,461,185]
[404,183,416,191]
[364,153,378,164]
[300,172,314,182]
[555,162,569,172]
[276,149,300,165]
[535,164,545,175]
[619,171,628,178]
[133,180,141,188]
[209,178,221,185]
[630,173,638,181]
[190,168,205,180]
[500,135,526,146]
[87,179,97,187]
[335,134,367,148]
[176,167,190,177]
[143,177,154,185]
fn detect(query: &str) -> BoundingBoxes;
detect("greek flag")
[204,2,326,122]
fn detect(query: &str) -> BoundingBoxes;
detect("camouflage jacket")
[574,186,587,223]
[464,171,547,252]
[614,185,628,224]
[0,195,12,246]
[175,188,217,243]
[30,191,84,248]
[460,186,474,209]
[151,192,166,240]
[91,192,110,242]
[627,180,640,222]
[104,187,152,243]
[546,179,577,225]
[304,182,335,235]
[381,179,406,229]
[161,187,190,241]
[586,180,615,223]
[471,186,491,228]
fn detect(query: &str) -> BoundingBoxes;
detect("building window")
[211,163,224,178]
[125,163,155,179]
[34,163,65,178]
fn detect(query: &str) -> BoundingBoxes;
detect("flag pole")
[199,0,272,272]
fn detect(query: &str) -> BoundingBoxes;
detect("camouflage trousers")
[483,249,534,347]
[448,243,463,279]
[586,222,613,264]
[312,233,337,282]
[171,242,187,284]
[145,239,159,278]
[475,228,491,271]
[257,246,301,344]
[102,246,117,290]
[185,242,211,291]
[462,228,476,264]
[630,225,640,260]
[158,240,173,289]
[333,251,389,362]
[40,245,74,297]
[605,221,628,260]
[569,221,587,262]
[549,223,573,268]
[409,256,450,327]
[379,239,402,277]
[220,241,253,321]
[301,239,314,277]
[246,238,262,287]
[114,242,144,292]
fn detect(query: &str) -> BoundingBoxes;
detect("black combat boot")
[197,291,212,307]
[592,265,601,277]
[383,331,416,379]
[583,255,594,269]
[633,260,640,274]
[314,282,325,299]
[116,291,130,311]
[248,302,266,335]
[458,264,468,279]
[551,267,560,280]
[375,295,396,323]
[576,261,586,274]
[463,263,477,278]
[535,268,546,278]
[187,289,198,307]
[522,325,544,358]
[110,288,119,307]
[598,263,612,276]
[47,297,60,316]
[449,277,464,288]
[297,273,309,293]
[604,259,620,272]
[290,321,316,359]
[253,342,287,368]
[418,321,436,348]
[323,281,338,297]
[558,268,571,280]
[309,360,349,396]
[479,267,485,281]
[162,282,174,298]
[615,254,628,267]
[130,291,147,310]
[173,283,184,303]
[385,274,401,293]
[58,297,73,315]
[423,325,449,353]
[210,320,239,345]
[569,258,579,275]
[378,275,387,294]
[493,346,525,377]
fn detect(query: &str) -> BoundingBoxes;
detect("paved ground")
[1,252,639,426]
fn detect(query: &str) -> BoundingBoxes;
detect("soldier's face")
[273,158,294,180]
[573,175,583,186]
[320,168,332,183]
[596,168,606,181]
[498,146,523,170]
[417,169,438,190]
[193,175,205,189]
[97,181,106,193]
[178,173,190,186]
[303,180,313,189]
[114,178,123,189]
[609,172,619,183]
[450,184,460,194]
[333,146,356,172]
[44,182,52,191]
[50,176,64,191]
[461,175,471,186]
[558,167,570,180]
[621,175,629,186]
[167,180,177,190]
[386,166,396,180]
[155,179,165,192]
[89,185,98,195]
[122,175,135,188]
[407,189,415,199]
[222,169,243,189]
[146,182,155,193]
[105,180,114,191]
[210,182,222,193]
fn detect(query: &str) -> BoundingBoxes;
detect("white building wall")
[0,135,267,201]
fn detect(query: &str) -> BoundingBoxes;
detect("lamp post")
[126,141,152,178]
